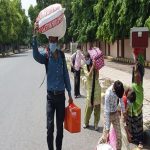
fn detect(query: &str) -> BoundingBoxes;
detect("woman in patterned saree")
[127,60,144,148]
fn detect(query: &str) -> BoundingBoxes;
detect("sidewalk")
[99,65,150,128]
[65,52,150,130]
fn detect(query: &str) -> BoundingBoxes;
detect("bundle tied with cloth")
[36,3,66,39]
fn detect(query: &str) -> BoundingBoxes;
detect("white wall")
[82,43,87,51]
[82,38,150,61]
[110,42,117,57]
[119,40,121,57]
[146,38,150,61]
[100,41,105,54]
[124,39,133,59]
[106,44,109,55]
[93,41,97,47]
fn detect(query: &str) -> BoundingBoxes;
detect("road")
[0,51,48,150]
[0,50,149,150]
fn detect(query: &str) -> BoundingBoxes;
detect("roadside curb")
[105,55,150,68]
[0,49,29,58]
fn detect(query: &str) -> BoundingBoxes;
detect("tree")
[28,0,150,45]
[95,0,150,43]
[94,0,123,43]
[0,0,30,54]
[69,0,98,43]
[28,4,48,45]
[28,5,39,26]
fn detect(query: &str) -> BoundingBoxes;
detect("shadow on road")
[0,50,29,58]
[8,54,28,58]
[83,126,103,133]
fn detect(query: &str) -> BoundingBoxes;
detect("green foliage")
[28,5,39,25]
[28,0,150,45]
[95,0,150,43]
[69,0,98,43]
[0,0,30,47]
[145,17,150,30]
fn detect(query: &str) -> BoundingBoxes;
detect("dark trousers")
[46,92,65,150]
[74,69,80,96]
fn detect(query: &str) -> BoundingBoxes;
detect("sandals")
[83,124,89,129]
[95,125,99,131]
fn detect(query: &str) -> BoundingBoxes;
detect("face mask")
[49,43,57,53]
[86,59,91,65]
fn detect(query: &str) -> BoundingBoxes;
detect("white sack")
[96,143,113,150]
[37,3,66,39]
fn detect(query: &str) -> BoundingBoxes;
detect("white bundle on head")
[96,143,113,150]
[37,3,66,39]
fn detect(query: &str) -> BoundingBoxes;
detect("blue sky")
[21,0,37,16]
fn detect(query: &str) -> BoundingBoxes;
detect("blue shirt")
[32,36,72,97]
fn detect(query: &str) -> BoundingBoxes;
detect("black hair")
[132,62,145,83]
[136,62,144,81]
[113,80,124,98]
[87,61,92,72]
[85,53,90,59]
[126,88,136,103]
[85,53,92,72]
[77,44,81,49]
